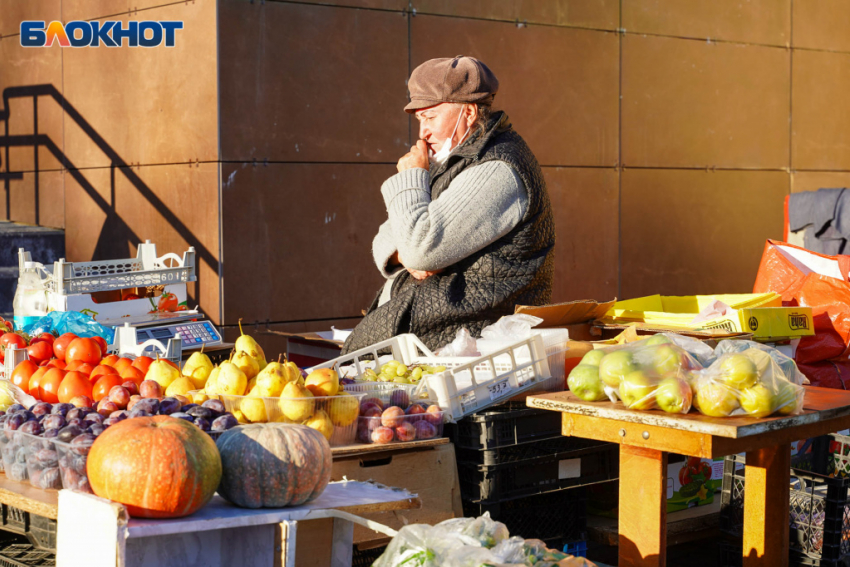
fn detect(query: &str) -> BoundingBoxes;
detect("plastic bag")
[714,339,807,385]
[436,328,481,357]
[480,314,543,342]
[23,311,114,343]
[692,350,805,418]
[436,513,510,549]
[567,334,700,413]
[372,524,480,567]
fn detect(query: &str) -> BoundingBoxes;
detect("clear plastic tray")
[1,430,28,483]
[356,410,445,444]
[217,393,366,447]
[342,382,428,407]
[54,435,94,494]
[20,432,62,491]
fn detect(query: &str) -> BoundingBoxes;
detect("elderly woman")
[343,56,556,353]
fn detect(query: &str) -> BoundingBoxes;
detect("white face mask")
[428,106,471,164]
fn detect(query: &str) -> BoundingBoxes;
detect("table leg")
[330,517,354,567]
[743,443,791,567]
[619,445,668,567]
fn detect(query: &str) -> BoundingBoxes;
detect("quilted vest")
[342,111,555,353]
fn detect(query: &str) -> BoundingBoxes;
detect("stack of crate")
[448,401,619,549]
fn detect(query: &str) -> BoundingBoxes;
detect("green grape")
[434,365,447,372]
[395,365,408,377]
[378,372,395,382]
[363,368,379,381]
[411,367,424,380]
[394,376,411,384]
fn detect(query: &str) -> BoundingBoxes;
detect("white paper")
[558,458,581,480]
[690,300,734,325]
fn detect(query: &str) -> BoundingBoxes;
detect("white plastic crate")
[19,240,196,295]
[477,328,569,395]
[310,333,552,421]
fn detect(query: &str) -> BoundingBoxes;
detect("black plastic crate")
[718,538,743,567]
[720,454,850,567]
[462,487,587,543]
[447,401,562,451]
[0,507,56,553]
[454,435,609,466]
[0,531,54,567]
[352,544,386,567]
[457,441,618,502]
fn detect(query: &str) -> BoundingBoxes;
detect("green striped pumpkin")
[216,423,332,508]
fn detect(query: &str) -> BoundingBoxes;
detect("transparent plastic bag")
[372,524,480,567]
[566,334,700,413]
[436,328,481,357]
[692,349,805,418]
[23,311,114,343]
[714,339,807,386]
[479,314,543,342]
[436,513,509,549]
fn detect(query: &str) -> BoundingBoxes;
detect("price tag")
[488,379,512,401]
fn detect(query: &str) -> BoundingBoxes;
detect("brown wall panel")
[221,162,392,325]
[64,163,221,323]
[218,1,409,163]
[282,0,407,11]
[0,37,64,174]
[791,172,850,194]
[622,35,789,169]
[545,167,618,302]
[6,170,64,228]
[411,0,619,30]
[411,17,619,167]
[0,0,60,38]
[61,1,217,169]
[222,318,362,362]
[623,0,790,46]
[620,169,787,299]
[793,0,850,52]
[792,50,850,171]
[62,0,205,22]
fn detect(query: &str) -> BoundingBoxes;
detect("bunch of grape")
[359,360,448,384]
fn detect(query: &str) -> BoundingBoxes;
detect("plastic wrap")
[22,311,114,343]
[567,334,700,413]
[436,513,510,548]
[435,328,481,357]
[714,339,806,385]
[479,314,543,342]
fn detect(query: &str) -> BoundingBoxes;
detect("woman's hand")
[397,140,429,172]
[407,267,444,280]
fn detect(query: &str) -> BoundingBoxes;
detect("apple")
[650,345,685,375]
[655,376,692,414]
[775,381,801,416]
[719,354,758,390]
[567,364,607,402]
[598,350,636,388]
[619,370,657,410]
[739,384,775,418]
[579,349,606,367]
[743,348,772,376]
[644,334,671,346]
[695,381,739,417]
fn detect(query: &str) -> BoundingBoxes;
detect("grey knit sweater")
[373,160,528,306]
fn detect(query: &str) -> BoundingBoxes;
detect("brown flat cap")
[404,55,499,113]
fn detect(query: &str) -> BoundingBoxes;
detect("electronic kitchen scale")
[133,320,223,350]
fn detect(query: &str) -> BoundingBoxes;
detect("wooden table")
[528,386,850,567]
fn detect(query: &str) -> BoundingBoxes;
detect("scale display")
[134,321,222,349]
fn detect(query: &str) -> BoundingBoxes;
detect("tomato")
[679,465,692,486]
[66,338,102,366]
[53,333,78,361]
[157,292,178,312]
[123,294,141,301]
[11,360,38,395]
[92,336,108,358]
[686,456,703,475]
[26,340,54,365]
[58,371,93,404]
[0,332,27,351]
[131,356,153,374]
[92,374,123,402]
[113,358,134,374]
[90,365,118,381]
[74,363,94,377]
[45,359,66,370]
[119,366,145,386]
[28,367,47,397]
[39,368,66,404]
[101,354,120,367]
[37,333,55,344]
[699,462,712,479]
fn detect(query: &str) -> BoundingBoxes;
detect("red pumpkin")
[216,423,332,508]
[87,416,221,518]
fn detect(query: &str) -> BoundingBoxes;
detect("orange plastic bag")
[753,240,850,386]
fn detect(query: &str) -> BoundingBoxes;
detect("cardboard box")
[46,283,189,325]
[264,331,345,368]
[599,294,813,341]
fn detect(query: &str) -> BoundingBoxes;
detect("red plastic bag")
[753,240,850,387]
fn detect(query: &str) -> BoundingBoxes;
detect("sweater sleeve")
[380,161,528,272]
[372,220,401,278]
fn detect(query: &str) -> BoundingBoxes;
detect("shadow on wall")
[0,84,218,313]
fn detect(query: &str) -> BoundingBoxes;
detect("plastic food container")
[2,430,28,483]
[54,436,94,494]
[342,383,427,407]
[218,392,366,447]
[356,408,445,444]
[20,432,62,491]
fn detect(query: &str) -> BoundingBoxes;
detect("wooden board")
[528,386,850,439]
[0,474,58,519]
[331,437,449,457]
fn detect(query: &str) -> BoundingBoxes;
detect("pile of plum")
[357,391,444,444]
[0,399,239,491]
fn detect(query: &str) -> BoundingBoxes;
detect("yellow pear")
[240,397,268,423]
[246,376,257,393]
[305,368,339,397]
[256,355,288,397]
[182,348,214,389]
[232,350,260,380]
[304,409,334,440]
[147,359,180,389]
[190,391,209,404]
[165,376,195,398]
[214,362,248,396]
[279,381,315,422]
[235,318,266,369]
[232,409,248,424]
[329,391,359,427]
[284,358,303,385]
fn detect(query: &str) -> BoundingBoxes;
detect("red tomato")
[157,292,179,312]
[131,356,153,374]
[92,336,108,357]
[45,359,66,370]
[119,366,145,386]
[90,364,118,381]
[37,333,55,344]
[39,368,66,404]
[0,332,27,351]
[92,375,123,402]
[66,338,102,366]
[58,371,93,404]
[28,367,48,398]
[113,358,134,374]
[53,333,78,362]
[679,465,692,486]
[26,340,54,365]
[123,294,141,301]
[74,363,95,377]
[11,360,38,395]
[101,354,120,367]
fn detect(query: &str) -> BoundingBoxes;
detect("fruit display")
[357,398,444,444]
[87,415,222,518]
[566,336,806,419]
[355,359,448,385]
[216,423,332,508]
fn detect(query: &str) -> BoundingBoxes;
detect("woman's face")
[415,103,473,156]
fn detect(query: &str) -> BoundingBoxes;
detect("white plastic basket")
[19,240,196,295]
[310,333,552,422]
[477,328,569,395]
